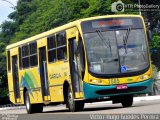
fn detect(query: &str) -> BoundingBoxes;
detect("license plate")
[116,84,128,90]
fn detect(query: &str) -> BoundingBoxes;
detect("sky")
[0,0,18,25]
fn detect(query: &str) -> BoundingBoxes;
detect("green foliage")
[140,0,160,31]
[152,35,160,50]
[82,0,111,16]
[152,64,158,81]
[0,87,8,98]
[11,0,114,42]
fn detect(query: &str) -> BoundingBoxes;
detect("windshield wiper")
[123,27,131,54]
[96,29,112,57]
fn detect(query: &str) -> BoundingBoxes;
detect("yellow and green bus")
[6,15,153,114]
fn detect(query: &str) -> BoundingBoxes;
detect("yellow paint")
[37,38,47,48]
[6,15,152,106]
[10,47,18,56]
[9,92,15,103]
[16,98,20,103]
[87,69,152,86]
[75,92,81,98]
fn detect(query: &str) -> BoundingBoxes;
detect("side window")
[18,47,22,69]
[29,42,38,67]
[7,50,11,72]
[47,35,56,62]
[22,45,29,69]
[56,32,67,60]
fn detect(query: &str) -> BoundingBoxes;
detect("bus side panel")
[20,67,43,104]
[8,72,15,104]
[48,61,70,102]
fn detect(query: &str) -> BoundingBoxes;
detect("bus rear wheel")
[67,87,84,112]
[25,91,43,114]
[121,95,133,108]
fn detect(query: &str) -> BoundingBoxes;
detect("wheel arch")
[63,80,70,103]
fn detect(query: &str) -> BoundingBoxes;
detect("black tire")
[76,101,85,111]
[121,95,133,108]
[34,104,43,113]
[66,87,85,112]
[25,91,43,114]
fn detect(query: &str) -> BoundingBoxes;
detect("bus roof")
[6,14,142,50]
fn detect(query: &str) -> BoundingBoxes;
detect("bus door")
[69,39,83,98]
[12,55,20,103]
[39,47,50,101]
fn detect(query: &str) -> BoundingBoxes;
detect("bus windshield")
[81,18,149,75]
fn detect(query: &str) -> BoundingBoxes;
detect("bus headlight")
[144,75,149,79]
[92,79,97,83]
[140,75,149,81]
[90,79,103,84]
[98,80,102,84]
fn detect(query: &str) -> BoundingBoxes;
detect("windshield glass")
[83,29,149,75]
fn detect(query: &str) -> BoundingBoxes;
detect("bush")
[152,35,160,50]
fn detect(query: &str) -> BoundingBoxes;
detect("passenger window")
[47,35,56,62]
[56,32,67,60]
[22,45,29,68]
[29,42,38,67]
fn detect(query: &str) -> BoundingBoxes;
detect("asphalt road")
[0,100,160,120]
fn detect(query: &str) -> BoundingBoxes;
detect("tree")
[140,0,160,31]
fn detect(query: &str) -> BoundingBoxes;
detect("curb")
[134,95,160,102]
[88,95,160,105]
[0,105,25,111]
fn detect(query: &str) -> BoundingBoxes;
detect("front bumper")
[84,79,153,99]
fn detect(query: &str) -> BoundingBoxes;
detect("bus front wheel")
[25,91,43,114]
[67,87,84,112]
[121,95,133,108]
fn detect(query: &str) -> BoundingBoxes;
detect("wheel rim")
[68,89,74,110]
